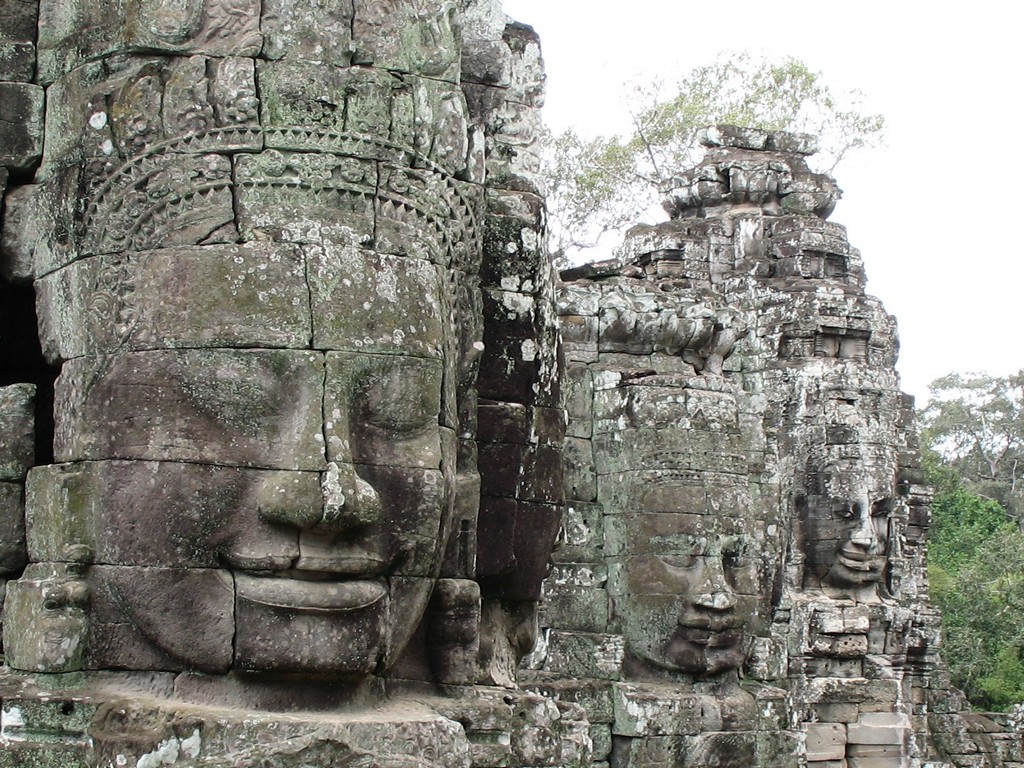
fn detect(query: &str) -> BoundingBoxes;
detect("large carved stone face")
[17,0,480,677]
[613,478,759,677]
[801,456,892,592]
[31,236,460,676]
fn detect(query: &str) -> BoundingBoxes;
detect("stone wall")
[524,126,1023,768]
[0,2,1020,766]
[0,1,586,766]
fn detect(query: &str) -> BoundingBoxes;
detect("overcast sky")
[501,0,1023,406]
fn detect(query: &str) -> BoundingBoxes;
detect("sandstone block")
[540,583,608,634]
[36,245,312,361]
[54,349,326,469]
[0,40,35,82]
[4,563,88,672]
[25,461,305,569]
[543,631,624,680]
[0,383,34,480]
[311,248,447,358]
[552,501,605,564]
[0,482,27,575]
[612,683,702,737]
[0,82,43,169]
[85,565,233,673]
[36,0,261,83]
[804,722,846,761]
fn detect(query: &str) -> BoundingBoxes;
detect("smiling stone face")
[589,375,769,680]
[6,0,487,681]
[26,239,459,676]
[612,478,759,676]
[801,450,894,595]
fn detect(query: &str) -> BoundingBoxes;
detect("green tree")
[920,370,1024,516]
[545,52,885,263]
[927,477,1024,710]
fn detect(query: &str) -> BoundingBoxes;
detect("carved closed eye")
[660,544,702,570]
[355,369,438,435]
[832,502,857,520]
[871,498,893,517]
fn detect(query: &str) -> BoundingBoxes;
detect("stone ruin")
[0,1,1019,766]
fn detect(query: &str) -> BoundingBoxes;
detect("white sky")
[501,0,1023,406]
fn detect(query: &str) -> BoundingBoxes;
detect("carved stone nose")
[254,464,381,531]
[695,591,736,611]
[320,462,381,530]
[849,495,876,547]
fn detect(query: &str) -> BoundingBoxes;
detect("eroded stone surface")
[0,1,581,766]
[0,0,1015,763]
[522,129,1018,768]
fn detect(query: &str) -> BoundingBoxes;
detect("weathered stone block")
[564,436,597,503]
[84,565,233,673]
[0,383,34,480]
[804,722,845,761]
[325,352,448,468]
[0,0,39,43]
[543,631,624,680]
[0,742,90,768]
[541,582,608,634]
[552,501,605,564]
[234,150,377,243]
[36,0,261,84]
[310,247,447,358]
[0,482,27,575]
[36,245,312,361]
[4,563,87,672]
[349,0,460,80]
[478,501,560,600]
[0,40,35,82]
[524,678,615,724]
[53,349,326,469]
[0,693,95,745]
[25,461,304,569]
[564,363,593,437]
[477,402,530,445]
[0,82,43,169]
[518,443,564,503]
[612,683,702,737]
[260,0,354,64]
[235,571,388,675]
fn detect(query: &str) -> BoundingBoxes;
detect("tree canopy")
[920,370,1024,516]
[544,52,885,264]
[923,370,1024,711]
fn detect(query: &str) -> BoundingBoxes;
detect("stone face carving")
[800,442,895,596]
[615,474,758,677]
[2,0,1021,762]
[522,126,1022,768]
[0,1,588,766]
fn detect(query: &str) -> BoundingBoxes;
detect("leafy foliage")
[923,370,1024,709]
[544,52,885,263]
[920,370,1024,516]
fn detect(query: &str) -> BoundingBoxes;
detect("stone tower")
[527,126,1021,767]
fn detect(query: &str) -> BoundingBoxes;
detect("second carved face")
[801,456,893,593]
[613,479,760,677]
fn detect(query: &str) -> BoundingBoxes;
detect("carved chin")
[234,584,388,675]
[660,627,746,676]
[827,557,885,587]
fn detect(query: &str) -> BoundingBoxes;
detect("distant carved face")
[44,239,457,677]
[801,457,892,591]
[615,480,759,677]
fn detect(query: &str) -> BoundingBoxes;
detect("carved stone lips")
[234,571,387,612]
[675,623,743,648]
[838,546,880,572]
